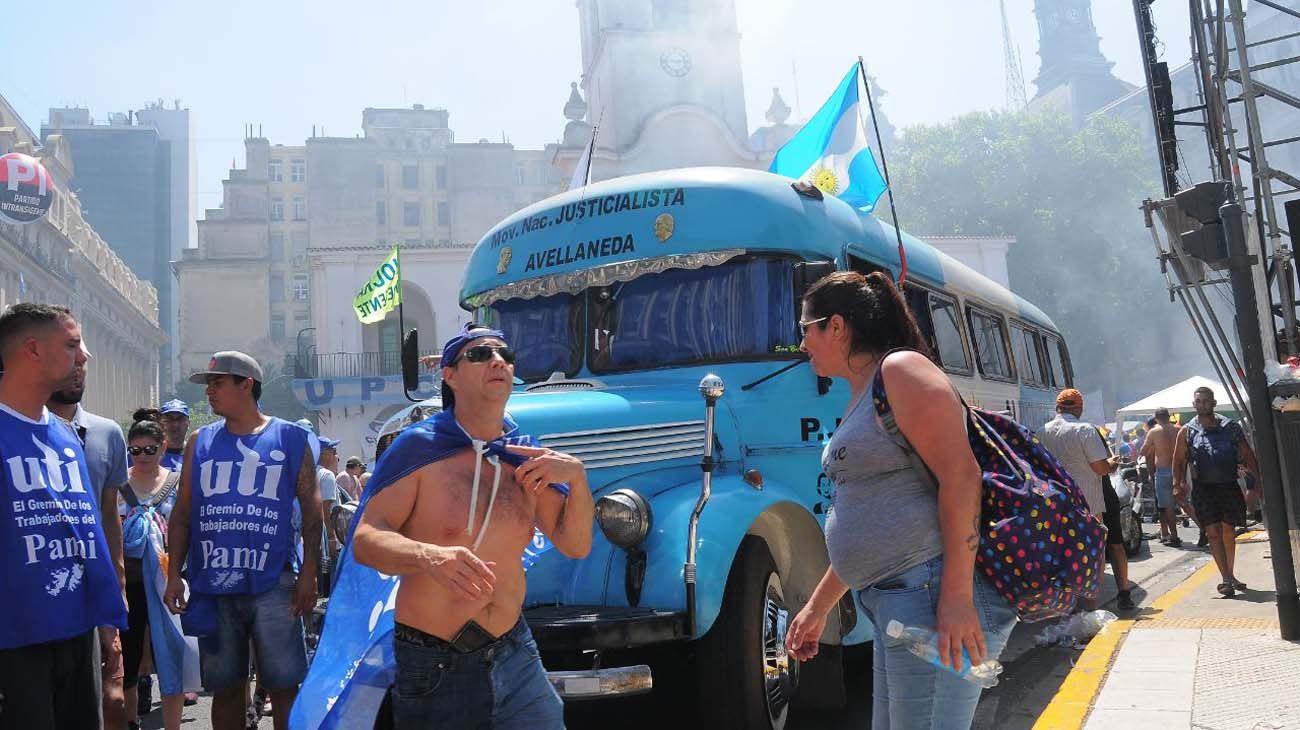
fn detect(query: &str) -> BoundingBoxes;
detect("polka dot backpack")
[871,351,1107,622]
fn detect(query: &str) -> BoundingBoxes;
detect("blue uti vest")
[160,448,184,472]
[188,418,310,595]
[0,407,127,650]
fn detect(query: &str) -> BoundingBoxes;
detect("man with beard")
[159,399,190,471]
[45,335,130,729]
[0,303,128,729]
[1173,386,1258,597]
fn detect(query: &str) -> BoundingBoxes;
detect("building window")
[515,163,527,186]
[270,197,284,221]
[435,165,447,188]
[375,164,385,188]
[436,202,450,226]
[290,159,305,183]
[403,202,420,227]
[269,232,285,261]
[293,273,309,301]
[291,231,308,260]
[402,165,419,190]
[270,274,285,302]
[270,314,285,339]
[294,312,311,333]
[268,159,283,182]
[376,200,387,225]
[292,196,306,221]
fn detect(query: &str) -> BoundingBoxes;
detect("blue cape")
[289,409,566,729]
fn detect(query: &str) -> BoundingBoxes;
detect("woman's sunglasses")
[128,445,160,456]
[798,316,829,335]
[457,344,516,365]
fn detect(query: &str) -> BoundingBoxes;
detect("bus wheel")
[697,537,798,730]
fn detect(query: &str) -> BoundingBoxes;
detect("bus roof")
[460,166,1058,332]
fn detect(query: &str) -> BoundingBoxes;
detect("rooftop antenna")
[1000,0,1028,111]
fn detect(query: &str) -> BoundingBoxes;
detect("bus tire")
[696,536,798,730]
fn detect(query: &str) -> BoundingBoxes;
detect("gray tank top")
[821,390,944,590]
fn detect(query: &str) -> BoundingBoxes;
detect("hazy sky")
[2,0,1191,210]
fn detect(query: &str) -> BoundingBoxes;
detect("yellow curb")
[1030,531,1263,730]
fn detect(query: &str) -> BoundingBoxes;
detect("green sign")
[353,245,402,324]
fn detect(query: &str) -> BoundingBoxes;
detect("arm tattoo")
[964,514,980,551]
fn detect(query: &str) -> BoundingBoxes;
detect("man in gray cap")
[163,351,321,730]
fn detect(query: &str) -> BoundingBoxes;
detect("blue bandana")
[290,409,567,729]
[439,324,507,410]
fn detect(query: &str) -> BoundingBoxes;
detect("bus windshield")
[589,257,801,373]
[484,292,583,382]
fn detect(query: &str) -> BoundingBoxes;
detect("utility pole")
[1175,181,1300,640]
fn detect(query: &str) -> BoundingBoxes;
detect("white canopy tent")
[1116,375,1244,418]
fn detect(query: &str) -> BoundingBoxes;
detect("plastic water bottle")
[884,620,1004,688]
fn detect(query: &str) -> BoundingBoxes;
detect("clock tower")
[560,0,762,180]
[1029,0,1134,126]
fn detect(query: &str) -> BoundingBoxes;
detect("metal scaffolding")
[1135,0,1300,428]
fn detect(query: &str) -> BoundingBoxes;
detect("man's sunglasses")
[456,345,516,365]
[128,445,160,456]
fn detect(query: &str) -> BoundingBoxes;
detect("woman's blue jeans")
[856,555,1019,730]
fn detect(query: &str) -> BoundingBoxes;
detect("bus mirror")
[401,328,420,395]
[795,261,836,297]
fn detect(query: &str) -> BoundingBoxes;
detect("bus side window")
[1044,334,1071,387]
[967,307,1015,381]
[929,294,972,373]
[904,285,939,359]
[1012,325,1048,388]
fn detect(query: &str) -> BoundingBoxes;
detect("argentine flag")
[769,64,888,212]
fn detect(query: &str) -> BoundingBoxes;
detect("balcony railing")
[290,350,434,379]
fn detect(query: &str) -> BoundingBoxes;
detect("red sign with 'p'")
[0,152,54,225]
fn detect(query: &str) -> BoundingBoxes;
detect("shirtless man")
[1140,408,1183,547]
[352,325,593,730]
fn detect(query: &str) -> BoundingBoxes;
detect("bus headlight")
[595,489,652,548]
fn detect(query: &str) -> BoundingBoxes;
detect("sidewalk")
[1035,531,1300,730]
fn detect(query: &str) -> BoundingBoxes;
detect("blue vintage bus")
[433,166,1070,728]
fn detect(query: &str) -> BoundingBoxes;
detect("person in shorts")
[1141,408,1183,546]
[1173,386,1258,597]
[163,351,321,730]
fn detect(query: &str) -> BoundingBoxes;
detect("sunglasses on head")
[456,344,516,365]
[128,445,160,456]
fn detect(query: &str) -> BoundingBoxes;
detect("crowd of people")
[0,303,376,730]
[0,278,1269,730]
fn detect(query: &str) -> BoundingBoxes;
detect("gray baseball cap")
[189,351,264,384]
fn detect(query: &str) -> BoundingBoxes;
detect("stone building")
[175,106,565,412]
[41,102,195,389]
[1,94,166,419]
[1027,0,1135,128]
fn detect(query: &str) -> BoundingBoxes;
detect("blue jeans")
[392,617,564,730]
[198,571,307,692]
[856,555,1018,730]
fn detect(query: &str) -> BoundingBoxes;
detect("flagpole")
[858,56,908,286]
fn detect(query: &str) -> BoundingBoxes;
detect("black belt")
[394,620,499,653]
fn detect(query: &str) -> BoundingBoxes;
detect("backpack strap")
[117,482,140,508]
[869,349,941,490]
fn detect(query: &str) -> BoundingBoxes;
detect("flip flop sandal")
[1232,579,1247,591]
[1217,582,1236,597]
